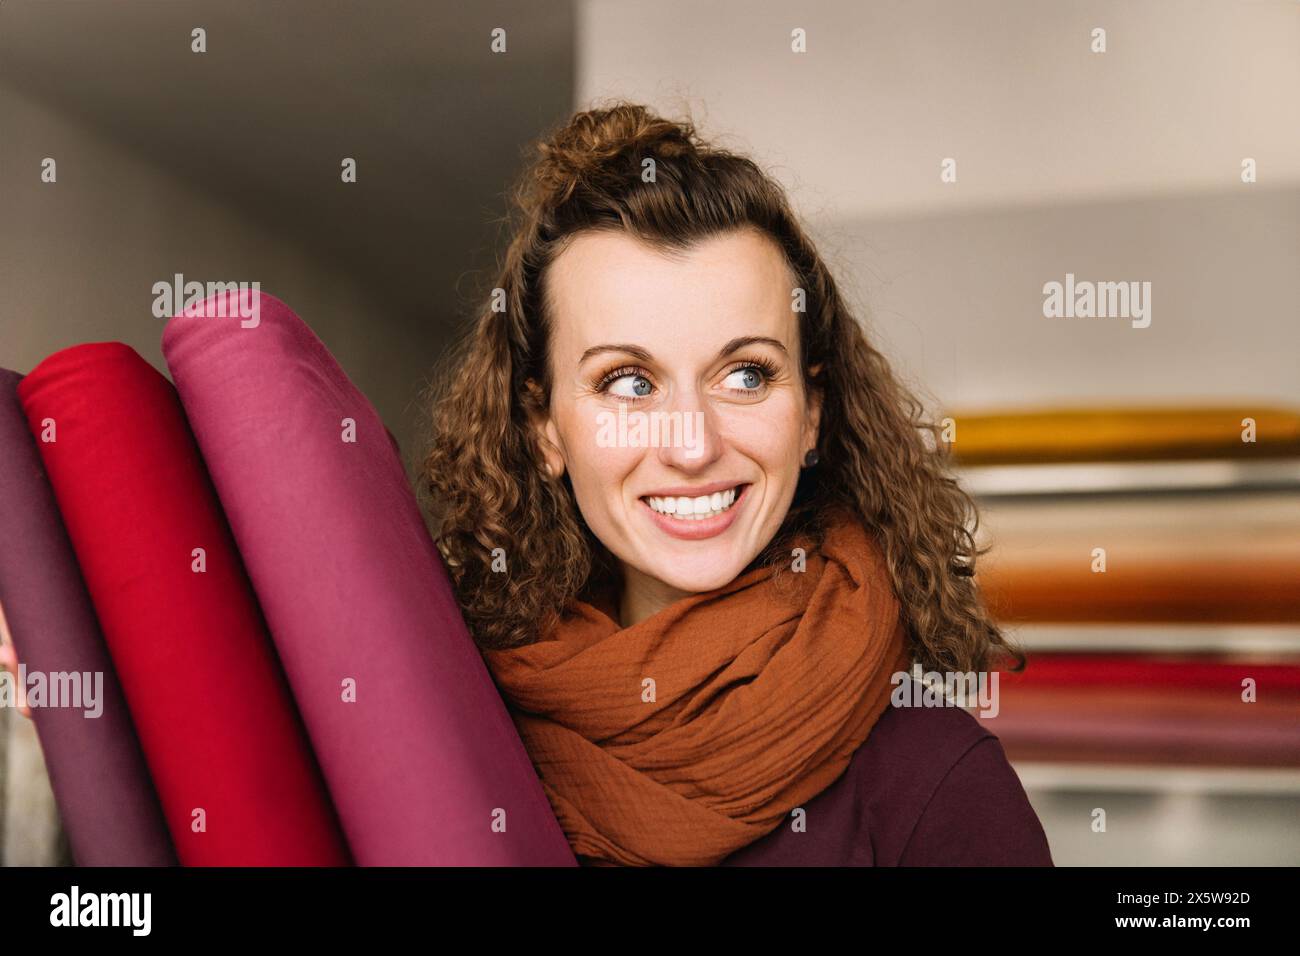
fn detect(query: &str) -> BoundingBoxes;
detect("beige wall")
[578,0,1300,213]
[576,0,1300,410]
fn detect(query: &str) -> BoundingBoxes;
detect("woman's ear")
[804,362,824,453]
[537,420,566,479]
[524,377,566,480]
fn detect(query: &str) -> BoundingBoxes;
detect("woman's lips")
[639,483,750,541]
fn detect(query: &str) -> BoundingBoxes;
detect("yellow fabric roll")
[943,405,1300,464]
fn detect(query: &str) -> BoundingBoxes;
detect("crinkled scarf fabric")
[483,508,912,866]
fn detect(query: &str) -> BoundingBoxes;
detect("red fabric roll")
[18,343,349,866]
[977,685,1300,767]
[999,654,1300,692]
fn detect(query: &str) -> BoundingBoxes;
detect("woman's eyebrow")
[579,342,654,364]
[579,336,788,365]
[717,336,788,359]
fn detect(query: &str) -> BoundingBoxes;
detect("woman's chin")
[645,556,746,597]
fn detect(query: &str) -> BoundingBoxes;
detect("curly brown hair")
[421,100,1025,675]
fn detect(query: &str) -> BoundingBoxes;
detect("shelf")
[1006,623,1300,655]
[1013,761,1300,795]
[955,457,1300,499]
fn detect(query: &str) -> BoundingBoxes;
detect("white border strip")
[956,458,1300,497]
[1007,623,1300,655]
[1014,761,1300,795]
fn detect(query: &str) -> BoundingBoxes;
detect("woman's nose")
[654,390,723,471]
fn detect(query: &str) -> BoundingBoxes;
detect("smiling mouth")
[641,484,748,521]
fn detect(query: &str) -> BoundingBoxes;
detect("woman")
[422,102,1053,866]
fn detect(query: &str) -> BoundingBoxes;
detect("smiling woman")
[421,101,1050,867]
[530,226,820,619]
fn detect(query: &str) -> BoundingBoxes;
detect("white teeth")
[644,486,741,520]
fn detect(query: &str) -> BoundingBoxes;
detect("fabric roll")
[978,685,1300,767]
[974,491,1300,623]
[945,404,1300,464]
[987,655,1300,766]
[163,290,574,865]
[18,345,349,866]
[996,653,1300,692]
[0,368,175,866]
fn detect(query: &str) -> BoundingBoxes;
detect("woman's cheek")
[569,406,644,483]
[718,400,803,468]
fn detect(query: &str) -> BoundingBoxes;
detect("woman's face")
[533,227,821,613]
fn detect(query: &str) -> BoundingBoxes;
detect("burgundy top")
[720,688,1054,866]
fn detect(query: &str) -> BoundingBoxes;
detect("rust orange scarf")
[482,507,912,866]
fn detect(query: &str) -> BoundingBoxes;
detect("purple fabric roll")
[162,291,575,866]
[0,368,176,866]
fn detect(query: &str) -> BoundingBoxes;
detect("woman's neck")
[618,564,694,628]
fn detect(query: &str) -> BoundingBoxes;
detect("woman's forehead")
[546,229,798,357]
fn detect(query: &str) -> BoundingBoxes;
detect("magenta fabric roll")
[0,368,175,866]
[162,291,575,865]
[18,345,350,866]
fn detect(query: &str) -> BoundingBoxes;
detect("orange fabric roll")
[944,405,1300,465]
[974,491,1300,623]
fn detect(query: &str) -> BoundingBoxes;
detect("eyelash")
[594,357,780,401]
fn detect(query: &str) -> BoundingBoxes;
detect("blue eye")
[608,372,653,398]
[722,365,766,392]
